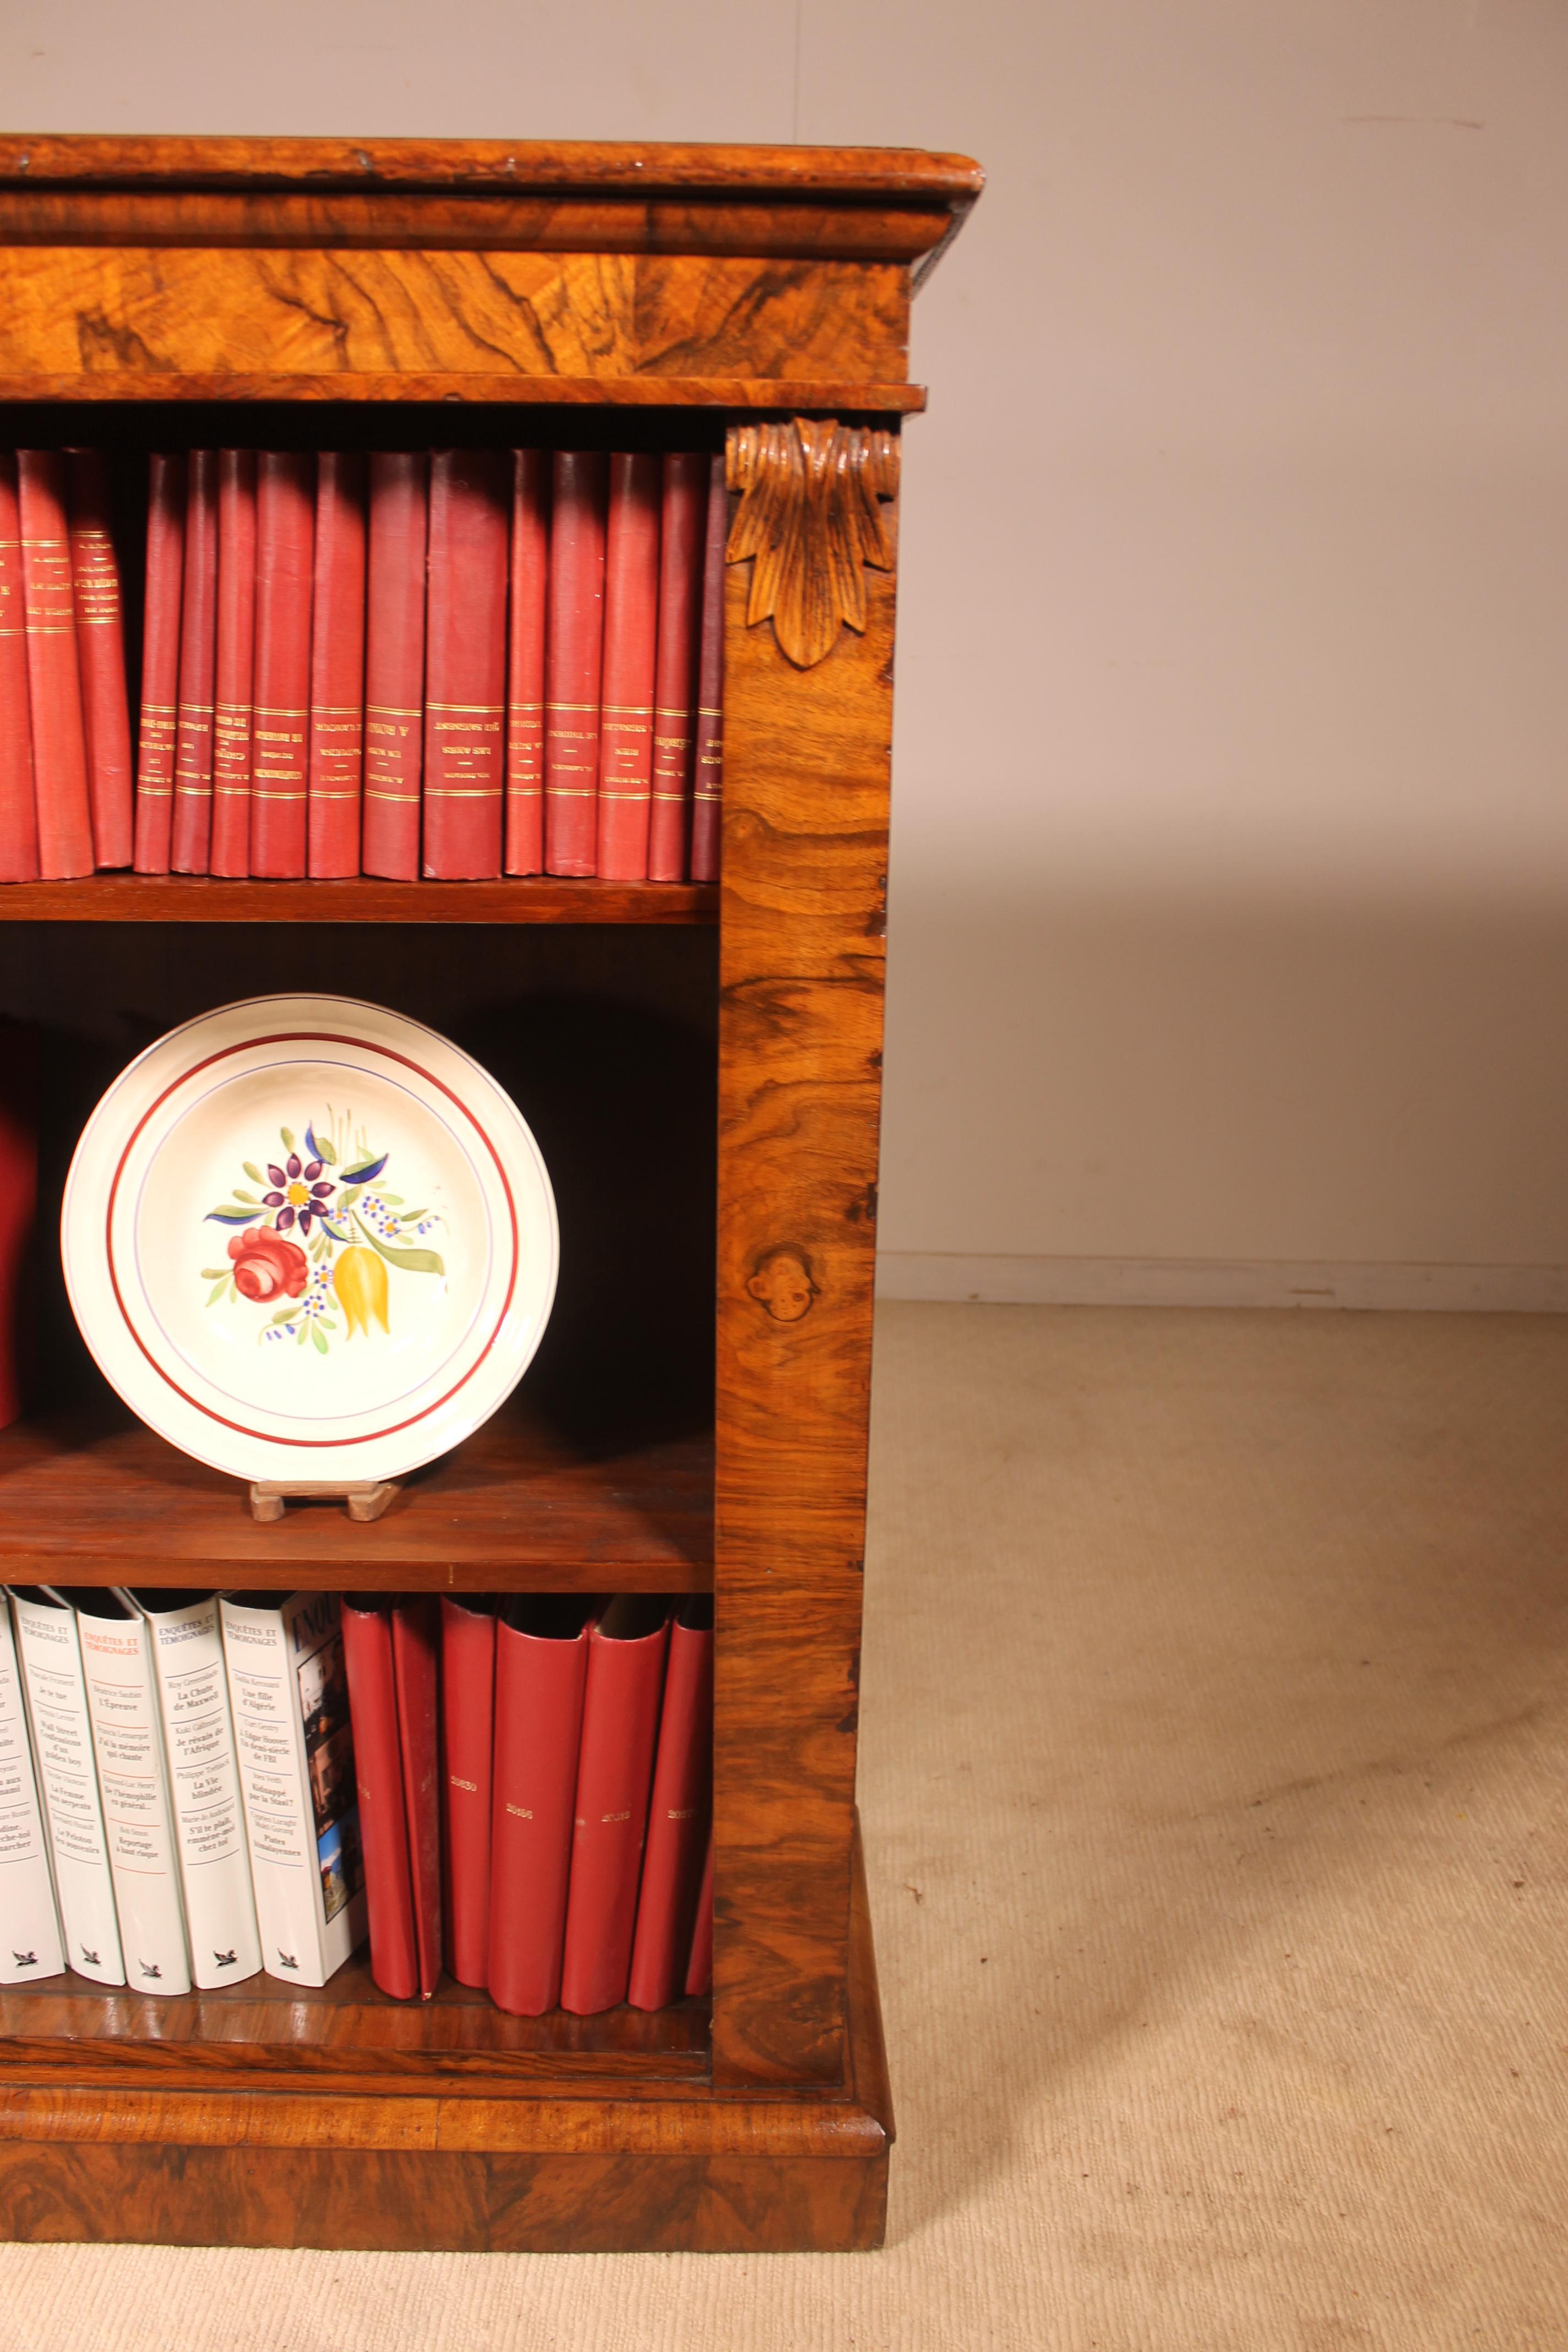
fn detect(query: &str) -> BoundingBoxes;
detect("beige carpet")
[4,1303,1566,2350]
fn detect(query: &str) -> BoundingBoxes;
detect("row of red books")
[0,449,135,882]
[135,446,726,886]
[343,1591,714,2016]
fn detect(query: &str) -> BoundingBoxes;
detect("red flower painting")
[227,1227,309,1303]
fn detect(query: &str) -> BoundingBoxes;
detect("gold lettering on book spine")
[725,418,899,671]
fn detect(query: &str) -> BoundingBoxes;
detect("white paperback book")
[126,1591,261,1989]
[0,1596,65,1985]
[7,1588,124,1985]
[61,1589,193,1997]
[220,1590,368,1986]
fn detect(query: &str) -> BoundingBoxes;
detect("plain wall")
[7,0,1568,1305]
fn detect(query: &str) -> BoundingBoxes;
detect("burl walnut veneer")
[0,135,979,2255]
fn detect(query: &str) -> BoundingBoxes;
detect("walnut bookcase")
[0,137,979,2256]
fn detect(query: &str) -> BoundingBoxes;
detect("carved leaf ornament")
[726,418,899,669]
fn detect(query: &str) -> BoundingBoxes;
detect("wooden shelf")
[0,1400,712,1591]
[0,875,717,924]
[0,1958,710,2093]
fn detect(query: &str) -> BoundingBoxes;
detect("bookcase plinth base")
[0,1841,892,2256]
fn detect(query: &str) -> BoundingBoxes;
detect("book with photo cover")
[220,1589,367,1986]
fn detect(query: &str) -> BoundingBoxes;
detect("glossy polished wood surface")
[0,874,717,922]
[0,1402,713,1590]
[0,1821,890,2251]
[0,248,910,389]
[0,1960,710,2090]
[0,374,927,411]
[711,437,895,2087]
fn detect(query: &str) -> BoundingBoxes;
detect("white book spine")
[0,1600,65,1984]
[133,1594,261,1989]
[75,1609,192,1997]
[220,1592,366,1987]
[8,1591,124,1985]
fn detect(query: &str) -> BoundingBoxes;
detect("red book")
[209,449,257,879]
[544,449,607,878]
[0,1025,36,1429]
[341,1597,419,2000]
[504,448,548,876]
[64,449,133,870]
[684,1828,714,1999]
[439,1595,495,1990]
[647,451,706,883]
[487,1597,592,2017]
[423,449,507,880]
[0,454,39,883]
[391,1597,442,2000]
[341,1596,441,2000]
[307,451,368,879]
[627,1597,713,2011]
[17,451,94,880]
[171,449,219,875]
[249,451,315,878]
[689,450,727,885]
[594,453,660,882]
[133,453,184,875]
[559,1598,669,2017]
[362,451,428,883]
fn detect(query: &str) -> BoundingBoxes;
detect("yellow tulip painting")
[334,1246,389,1340]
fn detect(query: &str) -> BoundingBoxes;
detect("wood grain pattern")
[0,1821,890,2250]
[0,135,982,204]
[0,249,908,388]
[0,1961,710,2091]
[0,374,926,411]
[712,433,895,2086]
[0,1401,712,1589]
[0,874,717,922]
[0,195,960,268]
[727,418,899,668]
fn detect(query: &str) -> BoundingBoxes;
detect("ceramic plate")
[62,994,559,1487]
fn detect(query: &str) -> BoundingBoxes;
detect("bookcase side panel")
[712,438,895,2089]
[0,248,908,387]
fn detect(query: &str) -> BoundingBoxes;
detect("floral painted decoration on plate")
[200,1110,446,1358]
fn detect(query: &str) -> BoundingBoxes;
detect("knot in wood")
[745,1245,820,1323]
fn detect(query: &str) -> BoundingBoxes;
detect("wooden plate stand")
[0,134,981,2255]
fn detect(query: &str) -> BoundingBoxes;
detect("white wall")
[7,1,1568,1306]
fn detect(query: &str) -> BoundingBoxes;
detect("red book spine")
[647,451,706,884]
[64,449,133,870]
[487,1599,591,2017]
[209,449,257,880]
[684,1828,714,1998]
[0,455,39,883]
[391,1598,442,2000]
[544,449,606,878]
[362,451,428,883]
[439,1596,494,1990]
[504,448,548,876]
[626,1599,714,2011]
[559,1600,669,2017]
[0,1025,36,1428]
[689,451,727,885]
[17,451,94,880]
[307,451,368,879]
[423,449,507,881]
[249,451,315,878]
[594,453,661,882]
[171,449,219,875]
[133,453,184,875]
[341,1598,420,2001]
